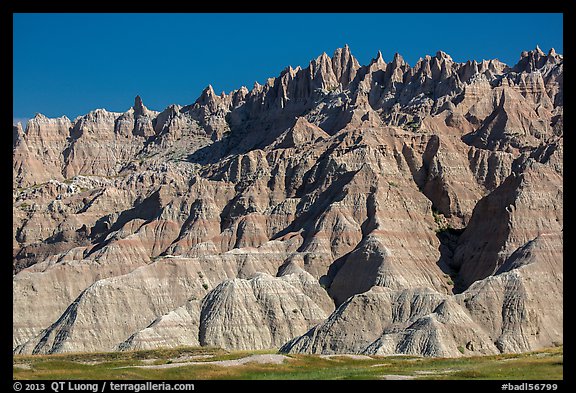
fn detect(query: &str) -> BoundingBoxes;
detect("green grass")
[13,346,563,380]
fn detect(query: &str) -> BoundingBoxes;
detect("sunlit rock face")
[13,46,562,357]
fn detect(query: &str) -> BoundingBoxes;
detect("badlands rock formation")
[13,45,562,357]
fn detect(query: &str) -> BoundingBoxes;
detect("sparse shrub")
[202,283,209,290]
[432,208,452,233]
[403,120,422,132]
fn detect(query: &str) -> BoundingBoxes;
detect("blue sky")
[13,13,563,123]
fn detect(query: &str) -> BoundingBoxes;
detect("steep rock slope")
[13,45,562,356]
[280,286,499,357]
[199,273,330,351]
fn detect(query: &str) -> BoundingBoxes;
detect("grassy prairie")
[13,346,562,380]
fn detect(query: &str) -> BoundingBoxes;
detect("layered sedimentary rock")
[13,46,562,357]
[451,155,563,290]
[457,232,563,353]
[199,273,330,351]
[280,286,499,357]
[13,114,71,185]
[118,300,203,351]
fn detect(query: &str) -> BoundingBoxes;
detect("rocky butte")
[13,45,562,357]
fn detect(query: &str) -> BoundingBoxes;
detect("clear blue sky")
[13,13,563,123]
